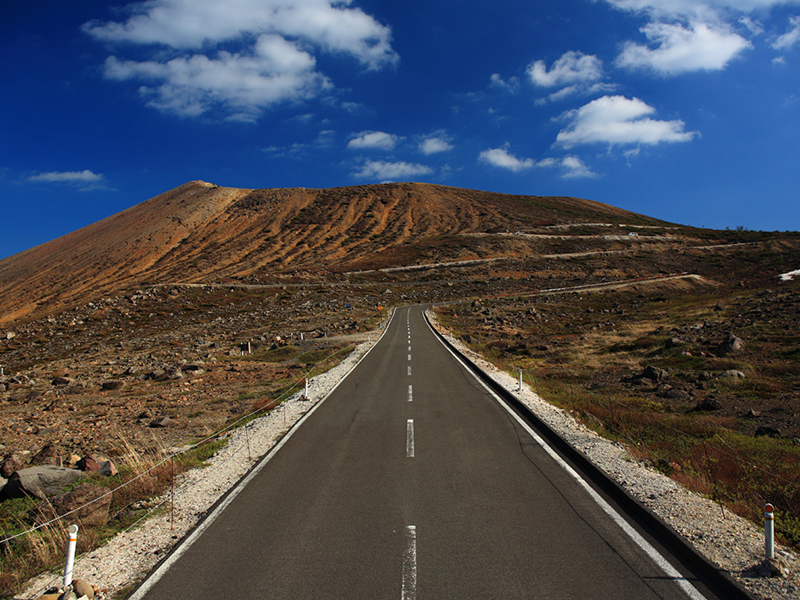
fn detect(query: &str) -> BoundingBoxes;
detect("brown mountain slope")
[0,181,664,324]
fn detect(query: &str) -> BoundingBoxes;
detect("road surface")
[132,306,725,600]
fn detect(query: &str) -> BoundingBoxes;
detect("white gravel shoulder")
[18,335,380,600]
[428,314,800,600]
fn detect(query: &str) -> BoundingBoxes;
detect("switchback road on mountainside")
[131,306,726,600]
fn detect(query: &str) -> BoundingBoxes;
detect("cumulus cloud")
[84,0,397,119]
[527,51,616,102]
[419,135,453,155]
[773,15,800,50]
[27,170,104,183]
[479,148,598,178]
[528,51,605,88]
[479,147,537,172]
[555,95,698,148]
[347,131,399,150]
[616,21,751,74]
[600,0,799,21]
[353,160,432,180]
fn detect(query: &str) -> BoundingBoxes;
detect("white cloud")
[555,95,698,148]
[559,155,599,178]
[527,51,616,102]
[479,148,598,178]
[490,73,519,91]
[84,0,397,119]
[479,147,537,172]
[353,160,432,180]
[773,15,800,50]
[419,135,453,155]
[601,0,800,21]
[528,51,605,88]
[28,170,104,183]
[616,21,751,74]
[347,131,399,150]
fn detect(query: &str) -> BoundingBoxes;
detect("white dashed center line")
[408,384,413,402]
[407,366,412,376]
[402,525,417,600]
[406,419,415,458]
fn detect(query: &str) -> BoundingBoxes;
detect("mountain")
[0,181,665,324]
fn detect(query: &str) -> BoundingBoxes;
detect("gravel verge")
[427,313,799,600]
[17,334,381,600]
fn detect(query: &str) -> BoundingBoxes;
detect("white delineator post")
[765,503,775,560]
[518,369,523,392]
[63,524,78,587]
[305,378,309,400]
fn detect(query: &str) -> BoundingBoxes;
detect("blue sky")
[2,0,800,259]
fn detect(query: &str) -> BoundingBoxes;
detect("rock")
[52,376,74,386]
[99,460,118,477]
[716,333,744,356]
[67,454,82,468]
[0,475,6,491]
[46,483,112,527]
[56,591,77,600]
[696,397,722,411]
[713,301,726,311]
[665,337,685,349]
[642,365,668,382]
[755,426,782,438]
[757,556,789,577]
[31,444,62,466]
[0,466,83,500]
[1,454,24,478]
[746,409,761,418]
[100,380,125,391]
[77,455,101,472]
[698,371,713,381]
[662,388,692,401]
[72,579,95,599]
[719,369,745,379]
[149,416,178,428]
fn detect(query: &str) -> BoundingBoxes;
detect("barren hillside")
[0,181,662,324]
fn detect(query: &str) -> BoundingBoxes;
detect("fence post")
[765,503,775,560]
[63,524,78,587]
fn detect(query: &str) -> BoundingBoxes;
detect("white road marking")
[408,384,413,402]
[407,366,412,376]
[408,345,411,352]
[406,419,415,458]
[428,316,708,600]
[402,525,417,600]
[408,354,411,361]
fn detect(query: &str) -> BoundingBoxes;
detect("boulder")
[755,426,782,438]
[149,416,178,428]
[0,475,6,491]
[51,376,74,386]
[72,579,95,599]
[0,466,83,500]
[99,460,118,477]
[696,397,722,411]
[1,454,24,478]
[100,380,125,391]
[31,444,62,466]
[642,366,668,382]
[716,333,744,356]
[46,484,112,526]
[719,370,745,379]
[77,455,101,472]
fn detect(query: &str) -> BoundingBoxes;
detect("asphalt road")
[132,306,724,600]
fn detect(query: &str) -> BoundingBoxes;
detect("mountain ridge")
[0,181,666,324]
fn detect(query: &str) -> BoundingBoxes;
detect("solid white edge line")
[128,308,399,600]
[401,525,418,600]
[424,312,708,600]
[406,419,415,458]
